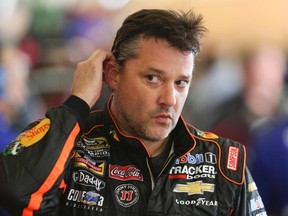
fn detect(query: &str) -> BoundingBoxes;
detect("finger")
[88,49,112,63]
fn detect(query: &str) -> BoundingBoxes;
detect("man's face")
[110,37,194,143]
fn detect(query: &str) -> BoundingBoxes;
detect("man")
[0,9,266,215]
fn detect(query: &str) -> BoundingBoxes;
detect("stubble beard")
[118,106,174,142]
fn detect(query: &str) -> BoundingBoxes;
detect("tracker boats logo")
[169,164,217,180]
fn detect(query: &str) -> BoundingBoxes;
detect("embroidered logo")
[109,165,143,181]
[75,153,105,176]
[3,118,50,156]
[115,184,140,207]
[77,137,110,158]
[21,118,50,147]
[227,146,240,171]
[248,182,258,192]
[72,169,106,191]
[173,181,215,195]
[195,129,218,139]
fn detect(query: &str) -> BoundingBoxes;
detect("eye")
[146,75,161,84]
[175,80,190,88]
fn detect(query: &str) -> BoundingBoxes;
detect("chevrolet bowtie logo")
[173,181,215,195]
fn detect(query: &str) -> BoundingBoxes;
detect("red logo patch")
[109,165,143,181]
[227,146,240,171]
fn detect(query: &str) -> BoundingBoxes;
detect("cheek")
[178,91,189,104]
[118,84,146,107]
[181,94,189,106]
[176,93,189,113]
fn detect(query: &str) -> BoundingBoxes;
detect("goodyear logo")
[173,181,215,195]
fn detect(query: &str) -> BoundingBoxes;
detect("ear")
[104,58,119,90]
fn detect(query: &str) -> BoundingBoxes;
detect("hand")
[71,49,112,108]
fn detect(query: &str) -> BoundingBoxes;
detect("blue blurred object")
[0,113,17,153]
[0,208,10,216]
[0,66,4,97]
[0,66,17,152]
[249,116,288,215]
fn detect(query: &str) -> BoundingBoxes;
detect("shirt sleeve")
[232,167,267,216]
[0,95,89,215]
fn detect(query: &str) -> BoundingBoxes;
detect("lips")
[154,113,173,124]
[156,113,172,119]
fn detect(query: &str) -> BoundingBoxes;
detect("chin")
[150,133,170,142]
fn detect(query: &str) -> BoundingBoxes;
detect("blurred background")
[0,0,288,215]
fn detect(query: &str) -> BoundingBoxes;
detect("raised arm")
[0,49,112,215]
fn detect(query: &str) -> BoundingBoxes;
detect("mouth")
[154,113,173,124]
[157,113,172,119]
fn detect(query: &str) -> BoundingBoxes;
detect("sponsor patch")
[176,198,218,207]
[169,164,217,180]
[109,127,120,141]
[250,196,265,211]
[67,189,104,208]
[77,137,110,158]
[75,153,105,176]
[72,169,106,191]
[226,146,239,171]
[3,119,50,156]
[83,191,103,206]
[109,165,143,181]
[248,182,258,192]
[195,129,218,139]
[176,152,217,165]
[21,118,50,147]
[3,140,23,156]
[173,181,215,195]
[115,184,140,207]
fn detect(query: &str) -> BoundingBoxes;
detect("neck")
[144,137,170,157]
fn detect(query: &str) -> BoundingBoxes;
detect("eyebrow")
[147,67,192,81]
[147,67,164,74]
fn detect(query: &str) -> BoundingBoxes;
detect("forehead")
[137,37,193,64]
[132,38,194,76]
[138,37,193,55]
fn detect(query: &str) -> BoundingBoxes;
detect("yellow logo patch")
[248,182,258,192]
[75,152,105,176]
[173,181,215,195]
[21,118,50,147]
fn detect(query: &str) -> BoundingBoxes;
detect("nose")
[159,84,177,108]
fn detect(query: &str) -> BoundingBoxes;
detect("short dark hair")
[111,9,207,67]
